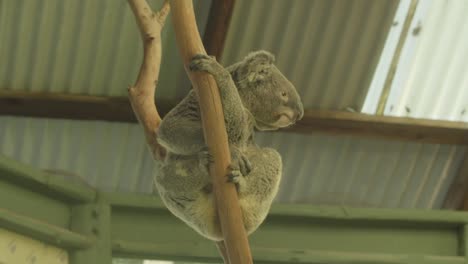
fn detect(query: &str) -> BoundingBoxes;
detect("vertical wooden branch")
[169,1,253,263]
[127,0,170,160]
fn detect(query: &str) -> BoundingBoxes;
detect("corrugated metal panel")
[384,0,468,122]
[0,0,211,99]
[222,0,399,111]
[1,114,462,209]
[256,132,464,209]
[362,0,413,114]
[0,0,464,211]
[0,116,155,193]
[219,0,464,209]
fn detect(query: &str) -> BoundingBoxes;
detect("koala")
[154,50,304,241]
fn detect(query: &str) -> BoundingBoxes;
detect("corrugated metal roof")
[222,0,399,111]
[384,0,468,122]
[0,0,211,99]
[1,114,463,209]
[0,116,155,193]
[0,0,466,211]
[258,132,465,209]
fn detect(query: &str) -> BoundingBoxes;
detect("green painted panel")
[0,179,70,228]
[108,193,468,263]
[0,155,96,203]
[70,201,112,264]
[0,207,91,250]
[251,218,458,256]
[111,206,219,262]
[111,206,215,247]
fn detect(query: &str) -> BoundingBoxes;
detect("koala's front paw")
[189,54,222,75]
[198,147,214,168]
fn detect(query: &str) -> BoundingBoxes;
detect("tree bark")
[169,1,253,263]
[128,0,253,262]
[127,0,170,161]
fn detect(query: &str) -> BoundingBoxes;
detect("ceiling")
[0,0,466,210]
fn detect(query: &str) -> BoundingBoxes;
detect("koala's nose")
[295,110,304,121]
[292,110,303,122]
[296,105,304,121]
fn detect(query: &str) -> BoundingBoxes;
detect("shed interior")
[0,0,467,263]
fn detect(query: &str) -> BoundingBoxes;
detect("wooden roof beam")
[289,110,468,145]
[0,91,467,146]
[202,0,236,59]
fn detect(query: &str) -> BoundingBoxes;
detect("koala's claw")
[239,155,252,176]
[198,148,214,167]
[226,165,242,183]
[189,54,211,71]
[231,148,252,176]
[189,54,221,74]
[191,54,216,60]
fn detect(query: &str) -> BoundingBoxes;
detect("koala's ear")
[244,50,275,65]
[243,50,275,83]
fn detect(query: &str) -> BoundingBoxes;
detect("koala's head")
[229,50,304,131]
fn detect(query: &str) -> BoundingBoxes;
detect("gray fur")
[154,50,304,241]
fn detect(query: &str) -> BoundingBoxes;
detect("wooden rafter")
[2,91,467,146]
[0,90,138,122]
[202,0,236,58]
[290,110,468,145]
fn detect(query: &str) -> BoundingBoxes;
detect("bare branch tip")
[157,0,171,23]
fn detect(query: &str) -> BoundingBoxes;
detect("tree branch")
[127,0,170,160]
[169,0,253,263]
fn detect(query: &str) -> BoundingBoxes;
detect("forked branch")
[128,0,253,263]
[127,0,170,160]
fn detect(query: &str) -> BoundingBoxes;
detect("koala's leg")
[157,118,206,155]
[234,147,282,235]
[237,147,282,200]
[155,156,211,194]
[157,91,209,155]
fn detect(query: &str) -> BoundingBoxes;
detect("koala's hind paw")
[231,148,252,176]
[226,165,242,183]
[239,155,252,176]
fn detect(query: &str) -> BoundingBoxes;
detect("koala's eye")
[281,91,287,97]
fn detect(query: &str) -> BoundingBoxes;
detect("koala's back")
[154,145,282,241]
[156,90,205,155]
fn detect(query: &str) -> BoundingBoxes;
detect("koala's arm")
[157,91,206,156]
[189,55,247,134]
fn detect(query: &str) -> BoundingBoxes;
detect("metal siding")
[257,131,464,209]
[0,0,211,99]
[0,116,155,193]
[0,0,463,211]
[251,0,466,210]
[222,0,399,111]
[376,0,468,209]
[384,0,468,122]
